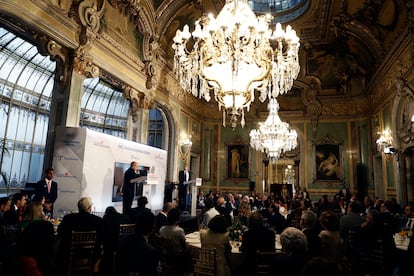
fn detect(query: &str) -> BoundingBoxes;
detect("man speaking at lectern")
[178,164,191,212]
[120,161,146,215]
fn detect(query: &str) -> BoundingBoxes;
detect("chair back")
[359,238,385,275]
[1,226,20,247]
[67,230,97,276]
[256,251,279,276]
[193,247,216,276]
[119,223,135,236]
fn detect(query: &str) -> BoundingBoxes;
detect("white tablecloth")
[185,231,282,253]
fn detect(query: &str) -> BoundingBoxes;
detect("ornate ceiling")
[147,0,413,120]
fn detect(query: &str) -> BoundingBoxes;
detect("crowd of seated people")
[1,188,414,276]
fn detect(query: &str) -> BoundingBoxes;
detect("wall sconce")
[383,147,398,155]
[376,129,393,153]
[178,134,192,160]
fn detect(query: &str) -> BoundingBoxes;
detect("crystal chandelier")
[172,0,300,129]
[249,98,297,161]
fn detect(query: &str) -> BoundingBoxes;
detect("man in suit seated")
[3,192,27,227]
[56,197,103,273]
[129,196,152,223]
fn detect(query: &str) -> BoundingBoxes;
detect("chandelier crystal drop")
[249,98,298,161]
[172,0,300,129]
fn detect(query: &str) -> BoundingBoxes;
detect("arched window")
[0,27,55,190]
[80,77,129,138]
[147,108,164,149]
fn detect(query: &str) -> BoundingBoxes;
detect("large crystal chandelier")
[250,98,297,161]
[172,0,300,128]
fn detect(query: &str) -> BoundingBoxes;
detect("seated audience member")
[318,211,342,264]
[32,194,51,220]
[3,192,27,227]
[0,196,12,226]
[56,197,103,273]
[215,196,232,226]
[19,201,44,231]
[268,204,287,234]
[240,212,275,276]
[270,227,309,276]
[159,207,192,274]
[99,206,130,275]
[155,202,174,234]
[117,211,159,276]
[200,215,231,276]
[129,196,152,222]
[7,220,55,276]
[200,197,220,228]
[300,210,322,259]
[238,196,252,226]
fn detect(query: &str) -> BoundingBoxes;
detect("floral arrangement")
[228,220,248,241]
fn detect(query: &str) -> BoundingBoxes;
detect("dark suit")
[129,206,152,223]
[122,167,140,215]
[154,212,168,234]
[100,212,131,275]
[117,234,159,276]
[35,179,58,215]
[2,205,23,227]
[178,169,191,211]
[56,210,104,272]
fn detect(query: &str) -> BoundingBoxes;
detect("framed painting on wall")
[227,144,249,179]
[313,134,344,185]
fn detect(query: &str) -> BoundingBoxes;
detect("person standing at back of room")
[35,168,58,218]
[178,164,191,212]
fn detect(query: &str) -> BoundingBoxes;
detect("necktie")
[47,180,51,193]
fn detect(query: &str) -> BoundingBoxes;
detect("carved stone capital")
[122,85,154,122]
[73,54,100,78]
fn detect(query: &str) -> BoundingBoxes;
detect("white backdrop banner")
[53,127,167,217]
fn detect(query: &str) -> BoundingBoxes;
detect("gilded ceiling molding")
[107,0,141,16]
[50,0,73,13]
[156,0,201,40]
[302,78,322,137]
[331,13,383,62]
[73,0,105,78]
[37,35,70,94]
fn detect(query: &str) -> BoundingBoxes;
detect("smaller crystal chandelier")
[250,98,297,161]
[172,0,300,129]
[178,134,192,160]
[376,129,393,153]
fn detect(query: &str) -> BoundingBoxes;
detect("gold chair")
[255,251,279,276]
[67,230,97,276]
[193,247,216,276]
[359,238,385,276]
[119,223,135,236]
[1,226,20,248]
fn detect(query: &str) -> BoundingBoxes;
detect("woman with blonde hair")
[238,195,252,226]
[19,201,44,230]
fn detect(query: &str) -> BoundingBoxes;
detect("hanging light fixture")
[172,0,300,129]
[376,129,393,153]
[249,98,297,161]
